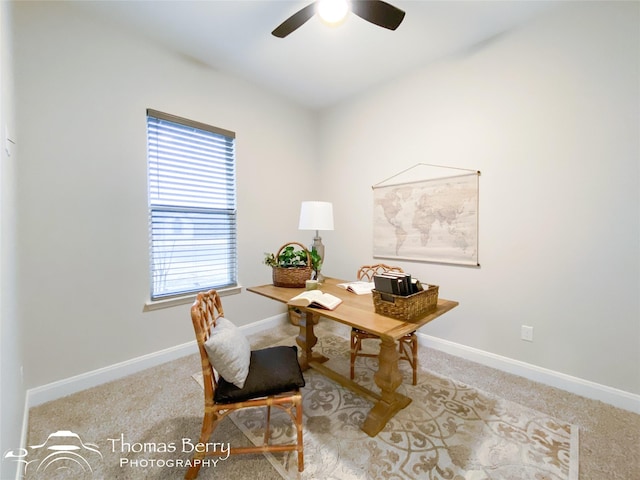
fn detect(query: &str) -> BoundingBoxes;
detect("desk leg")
[295,311,328,371]
[361,337,411,437]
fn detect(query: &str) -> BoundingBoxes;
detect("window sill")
[143,285,243,311]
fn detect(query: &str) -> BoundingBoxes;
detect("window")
[147,109,237,300]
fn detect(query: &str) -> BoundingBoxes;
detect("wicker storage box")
[271,242,313,288]
[372,284,439,321]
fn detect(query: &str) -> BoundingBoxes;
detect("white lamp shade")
[298,201,334,231]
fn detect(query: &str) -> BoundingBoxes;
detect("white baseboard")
[25,313,288,409]
[24,313,639,416]
[15,399,29,480]
[417,332,640,414]
[26,340,197,408]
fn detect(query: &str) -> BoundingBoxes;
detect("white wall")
[1,1,22,479]
[13,1,319,390]
[319,1,640,394]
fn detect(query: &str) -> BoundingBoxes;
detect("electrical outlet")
[521,325,534,342]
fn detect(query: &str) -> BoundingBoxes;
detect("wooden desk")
[247,277,458,437]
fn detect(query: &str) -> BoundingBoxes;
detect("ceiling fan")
[272,0,406,38]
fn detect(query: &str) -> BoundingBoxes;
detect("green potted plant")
[264,242,322,287]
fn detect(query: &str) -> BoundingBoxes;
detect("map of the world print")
[373,172,479,266]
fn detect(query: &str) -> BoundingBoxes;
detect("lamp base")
[311,232,325,283]
[311,234,324,261]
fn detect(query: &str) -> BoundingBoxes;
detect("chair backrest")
[191,290,225,405]
[357,264,404,281]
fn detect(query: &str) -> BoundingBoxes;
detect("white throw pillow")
[204,317,251,389]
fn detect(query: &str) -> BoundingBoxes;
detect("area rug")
[193,332,579,480]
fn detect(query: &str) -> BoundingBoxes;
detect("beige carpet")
[194,329,578,480]
[24,321,640,479]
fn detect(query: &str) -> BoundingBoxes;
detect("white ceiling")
[70,0,558,110]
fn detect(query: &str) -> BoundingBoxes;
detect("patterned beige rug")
[194,332,579,480]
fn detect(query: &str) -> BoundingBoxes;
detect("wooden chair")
[350,264,419,385]
[186,290,305,479]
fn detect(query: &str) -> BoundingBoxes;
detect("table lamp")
[298,201,334,282]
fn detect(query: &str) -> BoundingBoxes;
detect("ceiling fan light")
[316,0,350,26]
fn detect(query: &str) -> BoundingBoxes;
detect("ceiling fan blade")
[272,3,316,38]
[351,0,405,31]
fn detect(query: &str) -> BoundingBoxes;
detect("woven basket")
[372,284,439,321]
[271,242,313,288]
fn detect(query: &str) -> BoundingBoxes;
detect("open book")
[288,290,343,310]
[336,281,375,295]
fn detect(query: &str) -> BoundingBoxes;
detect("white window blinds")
[147,109,237,300]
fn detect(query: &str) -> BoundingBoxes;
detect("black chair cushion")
[214,345,305,404]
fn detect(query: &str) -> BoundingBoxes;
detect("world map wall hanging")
[372,164,480,266]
